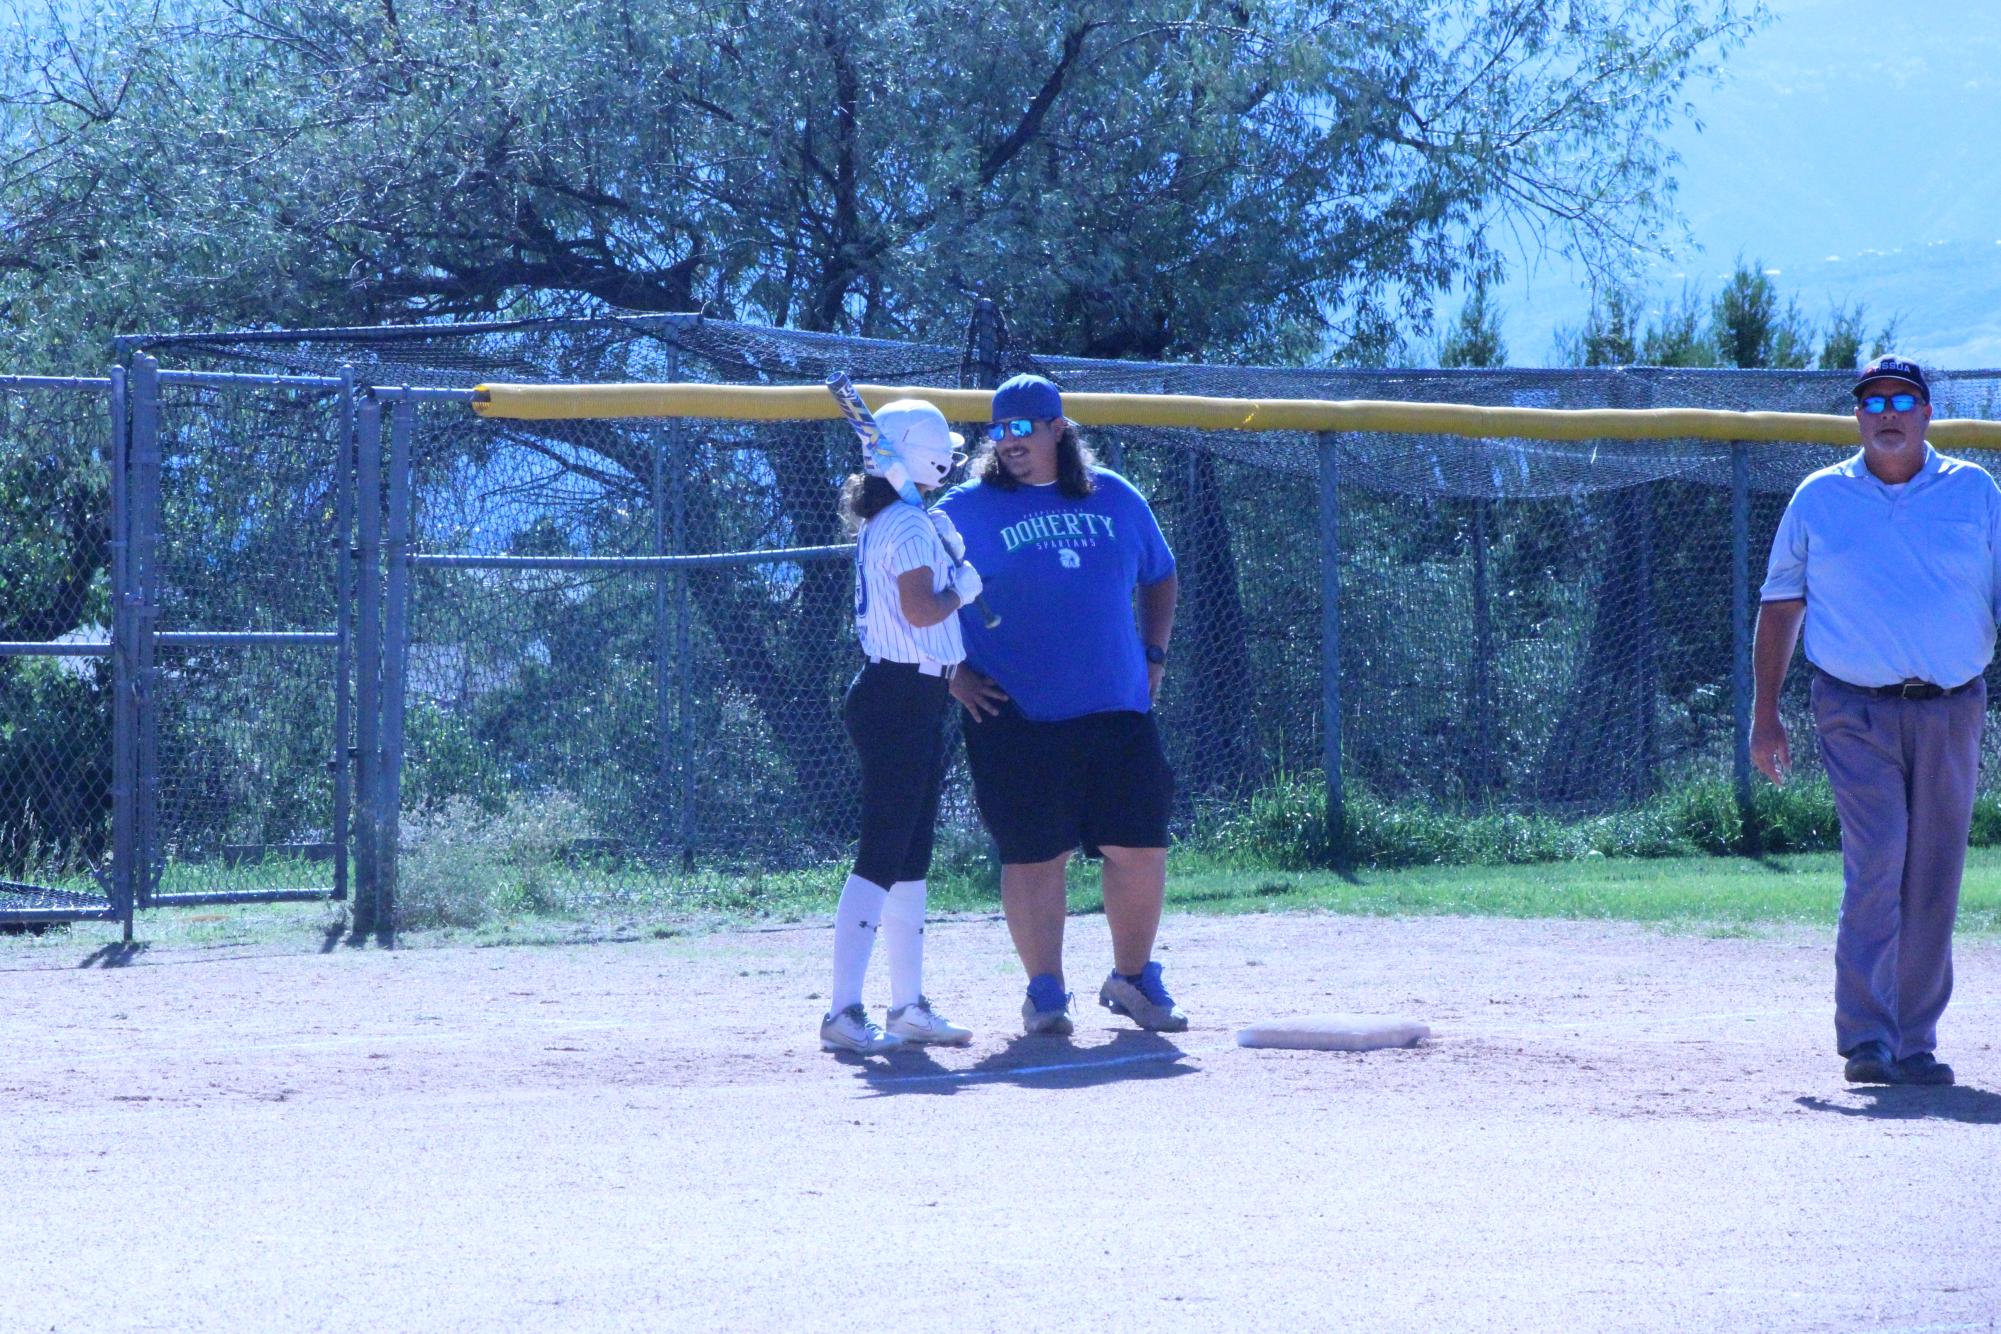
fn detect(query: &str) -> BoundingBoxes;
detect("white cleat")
[885,998,973,1046]
[820,1003,904,1055]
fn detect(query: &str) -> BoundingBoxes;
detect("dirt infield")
[5,911,1999,1333]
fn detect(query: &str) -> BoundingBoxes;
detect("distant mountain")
[1493,0,2001,371]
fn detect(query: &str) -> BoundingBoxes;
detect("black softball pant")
[843,660,952,889]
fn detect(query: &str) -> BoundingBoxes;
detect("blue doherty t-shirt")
[936,469,1175,721]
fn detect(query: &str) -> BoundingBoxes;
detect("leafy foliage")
[1195,768,1863,871]
[1562,258,1901,371]
[1,0,1760,366]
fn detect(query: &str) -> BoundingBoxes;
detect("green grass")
[1157,848,2000,933]
[11,845,2001,955]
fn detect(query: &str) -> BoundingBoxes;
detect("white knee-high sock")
[882,879,928,1009]
[830,874,888,1013]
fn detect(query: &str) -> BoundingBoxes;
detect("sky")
[1493,0,2001,370]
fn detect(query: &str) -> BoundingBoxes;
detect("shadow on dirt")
[846,1029,1199,1098]
[1795,1086,2001,1124]
[76,942,149,968]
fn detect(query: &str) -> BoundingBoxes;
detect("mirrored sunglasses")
[985,417,1037,443]
[1859,393,1922,415]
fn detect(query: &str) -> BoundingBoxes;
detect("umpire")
[1752,354,1998,1087]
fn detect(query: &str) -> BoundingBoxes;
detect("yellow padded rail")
[470,381,2001,449]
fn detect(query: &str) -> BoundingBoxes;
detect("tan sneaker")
[886,998,973,1046]
[1021,991,1075,1036]
[1098,962,1188,1032]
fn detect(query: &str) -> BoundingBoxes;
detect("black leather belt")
[1815,668,1975,700]
[867,655,955,679]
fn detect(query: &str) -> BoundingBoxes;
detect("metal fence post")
[967,298,1003,388]
[351,397,383,941]
[108,366,135,940]
[651,422,672,862]
[1317,432,1347,865]
[1470,497,1495,801]
[129,354,162,908]
[672,413,695,868]
[376,396,416,946]
[1731,442,1754,843]
[332,369,357,903]
[649,345,695,869]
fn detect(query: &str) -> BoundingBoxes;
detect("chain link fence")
[143,375,352,903]
[1,311,1989,931]
[0,376,121,925]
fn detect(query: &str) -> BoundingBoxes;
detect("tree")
[1439,280,1506,370]
[1712,259,1812,370]
[1563,287,1642,368]
[1820,303,1868,371]
[1564,261,1900,375]
[1,0,1762,366]
[0,0,1765,848]
[1639,286,1715,367]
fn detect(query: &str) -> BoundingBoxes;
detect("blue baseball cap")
[992,373,1063,423]
[1853,354,1929,401]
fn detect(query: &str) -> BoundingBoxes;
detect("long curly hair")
[837,474,903,534]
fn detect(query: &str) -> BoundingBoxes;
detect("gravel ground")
[4,911,1999,1333]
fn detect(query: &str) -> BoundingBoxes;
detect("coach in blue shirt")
[937,374,1187,1036]
[1753,354,2001,1087]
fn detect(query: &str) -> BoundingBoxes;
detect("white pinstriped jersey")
[854,502,964,665]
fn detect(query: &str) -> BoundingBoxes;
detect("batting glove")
[949,560,984,606]
[928,508,966,561]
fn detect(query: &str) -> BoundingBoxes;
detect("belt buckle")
[1898,680,1940,700]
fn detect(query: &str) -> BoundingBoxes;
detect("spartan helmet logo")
[1058,548,1082,569]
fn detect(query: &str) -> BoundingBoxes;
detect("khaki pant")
[1813,672,1986,1059]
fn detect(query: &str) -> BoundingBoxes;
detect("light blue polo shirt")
[1760,443,2001,688]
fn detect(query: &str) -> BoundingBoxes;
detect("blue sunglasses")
[1859,393,1923,415]
[985,417,1039,443]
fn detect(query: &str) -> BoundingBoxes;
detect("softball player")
[821,399,986,1055]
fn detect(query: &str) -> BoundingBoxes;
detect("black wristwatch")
[1144,643,1168,666]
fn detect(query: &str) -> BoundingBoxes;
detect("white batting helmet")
[865,399,966,487]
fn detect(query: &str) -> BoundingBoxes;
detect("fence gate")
[123,356,356,915]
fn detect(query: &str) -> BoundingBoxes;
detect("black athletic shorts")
[960,703,1173,864]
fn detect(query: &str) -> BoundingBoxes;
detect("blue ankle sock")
[1026,972,1067,1012]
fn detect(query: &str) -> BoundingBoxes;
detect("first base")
[1235,1014,1430,1052]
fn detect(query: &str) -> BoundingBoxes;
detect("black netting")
[124,319,2001,897]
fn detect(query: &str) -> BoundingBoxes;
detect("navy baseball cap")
[992,373,1063,423]
[1853,354,1929,401]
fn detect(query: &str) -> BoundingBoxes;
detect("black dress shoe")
[1843,1040,1900,1084]
[1895,1052,1955,1086]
